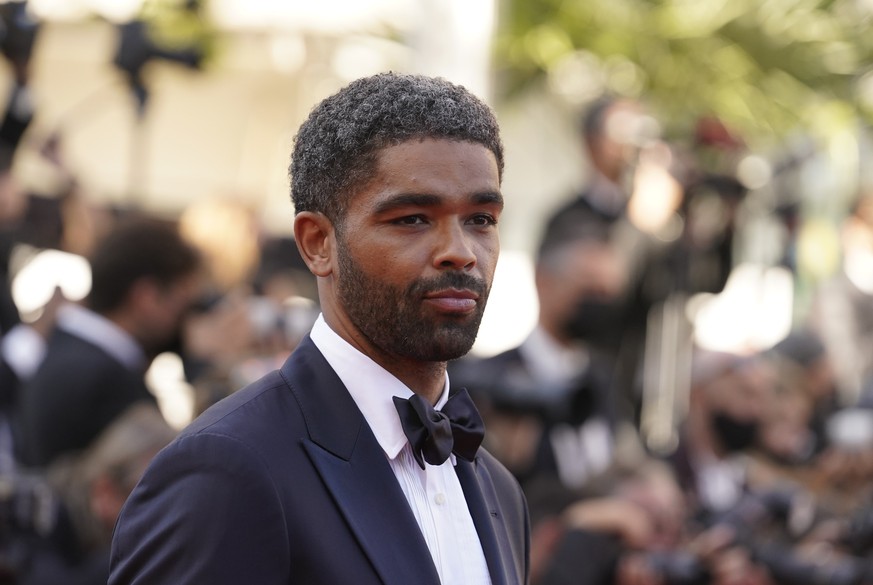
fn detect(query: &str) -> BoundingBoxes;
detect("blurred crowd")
[1,6,873,585]
[0,10,319,579]
[450,96,873,585]
[0,158,320,582]
[0,167,320,581]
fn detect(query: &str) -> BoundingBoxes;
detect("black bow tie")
[393,389,485,470]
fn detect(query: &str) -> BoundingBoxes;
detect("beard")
[336,241,490,362]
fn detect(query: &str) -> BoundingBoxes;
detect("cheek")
[356,245,415,282]
[476,238,500,278]
[363,235,433,276]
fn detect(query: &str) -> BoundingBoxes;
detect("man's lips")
[422,289,479,312]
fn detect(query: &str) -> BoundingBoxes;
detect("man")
[536,98,684,422]
[539,97,666,250]
[14,217,201,467]
[109,73,529,585]
[668,350,773,518]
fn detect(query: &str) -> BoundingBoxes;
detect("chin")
[422,333,478,361]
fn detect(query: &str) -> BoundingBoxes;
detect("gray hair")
[289,72,504,226]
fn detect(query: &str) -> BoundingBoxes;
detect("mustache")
[408,272,488,297]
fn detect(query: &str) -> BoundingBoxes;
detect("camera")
[644,550,709,585]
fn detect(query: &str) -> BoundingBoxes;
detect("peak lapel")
[303,440,440,585]
[283,338,440,585]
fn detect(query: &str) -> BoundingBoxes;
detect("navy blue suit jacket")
[109,336,530,584]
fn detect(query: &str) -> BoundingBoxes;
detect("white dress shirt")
[310,315,491,585]
[518,325,590,398]
[517,326,614,488]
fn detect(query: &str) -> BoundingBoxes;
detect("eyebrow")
[372,191,504,214]
[473,192,505,208]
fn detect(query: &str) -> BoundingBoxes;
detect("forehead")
[348,138,500,206]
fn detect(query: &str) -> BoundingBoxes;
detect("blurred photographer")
[540,98,745,426]
[538,99,676,414]
[536,461,774,585]
[14,217,201,468]
[667,350,775,519]
[18,403,176,585]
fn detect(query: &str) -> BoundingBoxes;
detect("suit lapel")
[282,338,440,585]
[456,458,518,585]
[303,440,440,585]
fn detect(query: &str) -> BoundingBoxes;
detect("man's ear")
[294,211,334,278]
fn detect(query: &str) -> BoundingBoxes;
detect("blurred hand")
[529,517,566,585]
[689,525,773,585]
[706,547,772,585]
[563,497,655,549]
[616,552,666,585]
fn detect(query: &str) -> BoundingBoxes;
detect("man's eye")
[394,215,426,225]
[469,214,497,226]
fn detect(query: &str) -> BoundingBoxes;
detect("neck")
[359,340,447,404]
[322,311,448,405]
[387,360,447,405]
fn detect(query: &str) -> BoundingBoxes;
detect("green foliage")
[140,0,217,65]
[495,0,873,144]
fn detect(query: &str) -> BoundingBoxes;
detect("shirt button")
[434,493,446,506]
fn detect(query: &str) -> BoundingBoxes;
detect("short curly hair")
[289,72,504,225]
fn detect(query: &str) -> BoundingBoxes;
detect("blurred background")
[6,0,873,356]
[5,2,873,584]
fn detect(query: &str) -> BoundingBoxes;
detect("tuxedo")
[14,327,153,467]
[109,336,530,584]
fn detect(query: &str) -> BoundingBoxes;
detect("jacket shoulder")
[181,369,297,441]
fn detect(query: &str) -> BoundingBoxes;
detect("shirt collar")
[309,314,450,460]
[56,303,147,371]
[519,325,590,387]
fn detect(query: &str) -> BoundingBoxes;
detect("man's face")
[591,100,649,183]
[711,360,773,420]
[333,138,502,363]
[137,274,201,358]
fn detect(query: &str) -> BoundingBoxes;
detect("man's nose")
[433,223,476,270]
